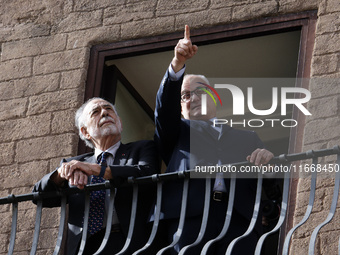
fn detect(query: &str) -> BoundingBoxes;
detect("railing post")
[308,147,340,254]
[225,172,263,255]
[178,176,211,254]
[115,181,139,255]
[282,151,318,255]
[133,175,163,255]
[53,194,67,255]
[30,199,42,255]
[156,172,190,255]
[77,191,90,255]
[94,180,116,254]
[7,195,18,255]
[200,173,236,255]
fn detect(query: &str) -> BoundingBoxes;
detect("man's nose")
[190,92,200,102]
[101,108,109,116]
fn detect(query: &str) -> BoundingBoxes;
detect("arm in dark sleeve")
[32,159,69,207]
[251,131,265,149]
[109,140,160,181]
[154,69,183,164]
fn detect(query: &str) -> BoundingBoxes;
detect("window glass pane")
[114,79,154,143]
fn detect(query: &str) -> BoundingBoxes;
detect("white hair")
[183,74,210,86]
[75,97,118,149]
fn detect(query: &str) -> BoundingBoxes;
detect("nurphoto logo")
[199,82,312,128]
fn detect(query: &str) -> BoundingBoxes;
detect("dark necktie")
[208,122,226,191]
[88,152,110,235]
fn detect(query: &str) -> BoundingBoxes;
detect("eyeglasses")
[181,87,211,102]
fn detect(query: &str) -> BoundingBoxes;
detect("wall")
[0,0,339,254]
[290,0,340,254]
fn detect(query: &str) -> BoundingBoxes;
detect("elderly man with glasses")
[153,25,274,255]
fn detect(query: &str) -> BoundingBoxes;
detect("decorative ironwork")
[1,146,339,255]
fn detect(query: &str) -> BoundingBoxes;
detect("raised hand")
[171,25,198,73]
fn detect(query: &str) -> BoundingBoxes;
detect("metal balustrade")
[1,146,339,255]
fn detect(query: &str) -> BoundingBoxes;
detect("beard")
[99,124,119,137]
[88,117,122,139]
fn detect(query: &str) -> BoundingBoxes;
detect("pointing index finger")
[184,25,190,40]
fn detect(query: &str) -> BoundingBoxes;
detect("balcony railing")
[1,146,339,255]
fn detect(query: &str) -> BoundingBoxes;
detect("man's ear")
[118,117,123,132]
[180,104,185,119]
[81,126,91,140]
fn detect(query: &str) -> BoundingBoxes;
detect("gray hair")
[183,74,210,86]
[75,97,118,149]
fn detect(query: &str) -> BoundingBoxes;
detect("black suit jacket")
[33,140,159,255]
[154,70,264,233]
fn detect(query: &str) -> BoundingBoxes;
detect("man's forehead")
[183,76,208,89]
[86,99,111,111]
[182,82,205,92]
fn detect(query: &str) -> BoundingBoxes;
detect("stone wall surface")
[291,0,340,254]
[0,0,339,254]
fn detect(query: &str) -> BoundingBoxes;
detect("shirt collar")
[94,141,121,160]
[209,117,222,132]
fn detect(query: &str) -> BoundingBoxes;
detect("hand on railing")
[246,148,274,166]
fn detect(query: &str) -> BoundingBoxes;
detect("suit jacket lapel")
[219,123,231,140]
[114,143,128,165]
[85,154,97,164]
[190,120,220,140]
[190,119,232,141]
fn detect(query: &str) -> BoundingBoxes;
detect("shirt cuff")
[168,64,185,81]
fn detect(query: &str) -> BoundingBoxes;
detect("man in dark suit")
[154,25,274,254]
[33,97,159,254]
